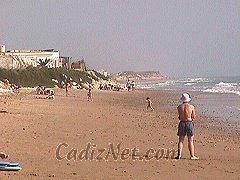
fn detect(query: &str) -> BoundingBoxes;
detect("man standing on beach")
[176,93,199,160]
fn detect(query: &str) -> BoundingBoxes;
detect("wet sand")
[0,89,239,179]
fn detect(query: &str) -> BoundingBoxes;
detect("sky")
[0,0,239,78]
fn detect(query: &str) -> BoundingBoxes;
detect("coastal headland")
[112,71,166,82]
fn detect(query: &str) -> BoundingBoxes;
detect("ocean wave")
[184,83,195,86]
[155,80,175,87]
[137,86,153,89]
[182,78,211,83]
[203,88,240,96]
[137,77,240,94]
[137,80,175,89]
[215,82,238,88]
[201,80,240,95]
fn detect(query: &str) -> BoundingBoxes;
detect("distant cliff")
[112,71,166,81]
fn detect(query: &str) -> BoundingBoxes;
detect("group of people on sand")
[0,79,21,94]
[126,79,136,92]
[98,83,122,91]
[36,86,56,100]
[146,93,199,160]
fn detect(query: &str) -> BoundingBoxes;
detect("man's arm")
[177,106,180,120]
[191,106,196,120]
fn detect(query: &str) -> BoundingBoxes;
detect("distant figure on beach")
[131,81,136,92]
[65,83,68,97]
[0,152,8,159]
[87,89,93,101]
[37,85,45,95]
[176,93,199,160]
[127,79,131,91]
[47,90,55,100]
[146,97,154,111]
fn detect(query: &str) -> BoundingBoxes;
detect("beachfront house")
[0,44,63,69]
[60,56,72,70]
[71,59,86,71]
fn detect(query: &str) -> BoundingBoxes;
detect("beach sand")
[0,89,239,179]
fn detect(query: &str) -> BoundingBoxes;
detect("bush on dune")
[0,67,107,87]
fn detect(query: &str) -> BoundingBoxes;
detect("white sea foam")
[183,78,211,83]
[137,80,176,89]
[155,80,175,87]
[203,81,240,96]
[203,88,240,96]
[215,82,237,87]
[184,83,195,86]
[137,77,240,96]
[136,84,150,89]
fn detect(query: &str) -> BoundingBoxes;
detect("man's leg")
[176,136,185,159]
[188,136,199,160]
[151,106,154,111]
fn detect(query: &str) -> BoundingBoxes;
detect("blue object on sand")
[0,166,22,171]
[0,162,19,167]
[0,162,21,171]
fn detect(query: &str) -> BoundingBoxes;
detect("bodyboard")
[0,162,21,171]
[0,166,22,171]
[0,162,19,167]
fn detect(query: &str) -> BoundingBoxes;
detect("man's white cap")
[180,93,191,103]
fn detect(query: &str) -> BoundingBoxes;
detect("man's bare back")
[177,103,196,121]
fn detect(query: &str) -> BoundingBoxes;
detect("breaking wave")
[137,76,240,96]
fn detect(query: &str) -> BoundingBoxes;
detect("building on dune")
[60,56,72,70]
[0,44,89,71]
[71,59,87,71]
[0,44,71,69]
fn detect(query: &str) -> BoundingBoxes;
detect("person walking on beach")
[146,97,154,111]
[65,83,68,96]
[131,81,136,92]
[176,93,199,160]
[87,89,93,101]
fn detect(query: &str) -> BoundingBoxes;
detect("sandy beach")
[0,89,239,179]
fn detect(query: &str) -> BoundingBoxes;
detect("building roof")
[6,49,58,53]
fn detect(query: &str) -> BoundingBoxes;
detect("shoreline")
[137,87,240,133]
[0,88,239,179]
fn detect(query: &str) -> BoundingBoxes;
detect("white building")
[0,44,62,68]
[98,69,109,77]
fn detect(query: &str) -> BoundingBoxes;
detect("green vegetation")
[92,70,109,81]
[0,67,109,87]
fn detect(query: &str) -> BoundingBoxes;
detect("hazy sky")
[0,1,239,77]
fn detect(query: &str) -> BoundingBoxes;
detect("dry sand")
[0,89,239,179]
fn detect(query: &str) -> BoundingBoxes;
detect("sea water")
[137,76,240,132]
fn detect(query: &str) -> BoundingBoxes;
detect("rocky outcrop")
[112,71,166,81]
